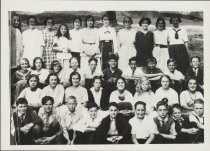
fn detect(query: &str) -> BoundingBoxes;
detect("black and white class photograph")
[9,10,204,145]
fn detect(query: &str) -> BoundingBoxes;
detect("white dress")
[80,28,100,71]
[152,29,169,72]
[53,36,72,69]
[22,28,44,65]
[117,28,136,71]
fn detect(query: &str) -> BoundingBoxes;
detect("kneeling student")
[153,98,177,144]
[96,102,132,144]
[129,101,158,144]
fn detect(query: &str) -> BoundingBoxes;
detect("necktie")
[110,119,117,135]
[19,114,25,125]
[132,70,135,76]
[160,120,165,128]
[173,28,181,39]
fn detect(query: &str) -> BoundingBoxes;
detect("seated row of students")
[12,54,204,117]
[12,95,204,145]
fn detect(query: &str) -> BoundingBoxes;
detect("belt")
[100,40,113,43]
[82,41,96,45]
[155,44,168,48]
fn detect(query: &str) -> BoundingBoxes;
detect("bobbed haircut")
[101,13,109,21]
[69,71,81,86]
[146,57,157,65]
[27,74,39,86]
[123,16,133,25]
[73,16,82,25]
[139,17,151,26]
[31,57,45,70]
[108,53,118,61]
[134,101,146,110]
[85,15,95,28]
[167,58,176,66]
[115,76,127,87]
[17,57,30,70]
[16,98,28,106]
[50,60,62,72]
[169,15,182,24]
[43,17,54,26]
[42,96,54,105]
[88,57,98,64]
[45,73,60,85]
[155,17,166,29]
[28,16,37,25]
[92,76,102,84]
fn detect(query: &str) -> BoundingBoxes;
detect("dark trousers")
[75,131,97,144]
[137,139,147,144]
[153,134,175,144]
[16,125,42,145]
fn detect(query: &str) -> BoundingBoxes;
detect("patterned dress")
[42,28,56,69]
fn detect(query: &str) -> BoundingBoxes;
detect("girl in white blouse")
[99,14,117,70]
[31,57,49,89]
[80,15,100,72]
[18,74,42,113]
[154,75,179,107]
[53,24,72,69]
[134,77,155,115]
[180,78,203,115]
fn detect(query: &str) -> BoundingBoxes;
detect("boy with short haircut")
[129,101,158,144]
[122,57,144,95]
[141,57,164,92]
[103,54,122,94]
[96,102,131,144]
[60,95,83,145]
[185,56,203,92]
[189,99,204,143]
[171,103,199,143]
[13,98,43,144]
[153,98,177,144]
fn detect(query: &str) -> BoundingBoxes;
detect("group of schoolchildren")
[10,12,204,145]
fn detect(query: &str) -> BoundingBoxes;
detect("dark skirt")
[168,44,190,75]
[99,40,114,70]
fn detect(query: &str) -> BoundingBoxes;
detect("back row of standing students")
[11,13,190,75]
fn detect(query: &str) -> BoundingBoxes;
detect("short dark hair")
[139,17,151,26]
[155,17,166,29]
[123,16,133,25]
[73,16,82,26]
[43,17,54,26]
[16,98,28,106]
[92,76,102,84]
[167,58,176,65]
[31,57,45,70]
[50,60,62,72]
[101,13,109,21]
[194,99,204,106]
[134,101,146,110]
[171,103,182,112]
[129,57,137,64]
[156,98,169,109]
[42,96,54,105]
[69,71,81,86]
[146,57,157,65]
[27,74,39,86]
[115,77,127,87]
[85,15,95,28]
[87,102,99,110]
[169,15,182,24]
[88,57,98,64]
[108,54,118,61]
[108,102,119,109]
[28,16,37,25]
[190,56,201,62]
[45,73,60,85]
